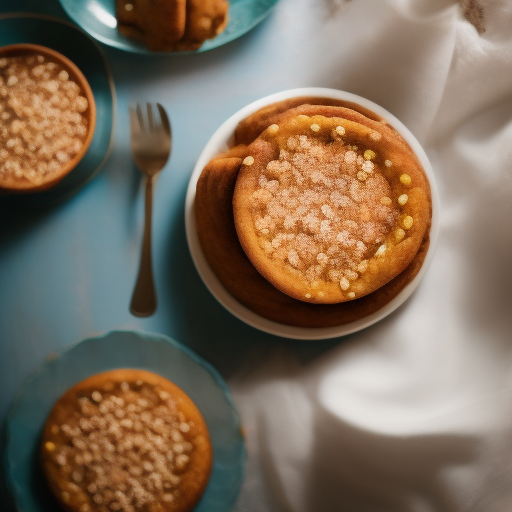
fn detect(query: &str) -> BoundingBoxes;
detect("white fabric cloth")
[232,1,512,511]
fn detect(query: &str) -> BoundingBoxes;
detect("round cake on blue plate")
[41,369,212,512]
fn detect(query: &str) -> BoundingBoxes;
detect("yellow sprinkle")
[364,150,376,160]
[45,441,56,452]
[310,124,320,132]
[398,194,408,205]
[305,293,311,298]
[385,159,392,167]
[243,156,254,166]
[395,228,405,240]
[403,216,414,229]
[348,292,356,299]
[357,171,368,181]
[298,114,309,120]
[336,126,345,136]
[380,196,392,206]
[267,124,279,134]
[400,174,412,185]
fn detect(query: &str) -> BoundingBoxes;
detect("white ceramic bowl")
[185,88,440,340]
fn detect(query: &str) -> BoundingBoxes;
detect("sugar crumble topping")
[249,129,406,293]
[0,54,89,185]
[45,381,196,512]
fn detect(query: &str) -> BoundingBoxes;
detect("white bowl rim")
[185,87,440,340]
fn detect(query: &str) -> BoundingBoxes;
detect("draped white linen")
[232,1,512,510]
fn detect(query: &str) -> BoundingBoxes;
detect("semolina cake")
[195,98,432,327]
[41,369,212,512]
[233,113,430,304]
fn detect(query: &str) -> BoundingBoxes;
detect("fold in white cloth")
[232,1,512,510]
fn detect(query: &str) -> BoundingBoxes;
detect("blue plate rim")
[4,329,247,512]
[0,12,117,206]
[57,0,280,55]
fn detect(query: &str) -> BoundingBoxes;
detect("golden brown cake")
[0,44,96,193]
[195,98,432,327]
[233,113,430,304]
[116,0,228,52]
[41,369,212,512]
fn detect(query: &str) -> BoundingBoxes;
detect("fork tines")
[130,102,171,135]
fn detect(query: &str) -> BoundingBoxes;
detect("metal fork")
[129,103,171,317]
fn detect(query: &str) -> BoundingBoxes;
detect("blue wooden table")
[0,0,341,509]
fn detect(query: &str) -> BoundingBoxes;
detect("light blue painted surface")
[0,0,345,509]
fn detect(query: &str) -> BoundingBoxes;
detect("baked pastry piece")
[116,0,187,50]
[175,0,229,51]
[195,98,432,326]
[116,0,228,52]
[233,112,430,304]
[41,369,212,512]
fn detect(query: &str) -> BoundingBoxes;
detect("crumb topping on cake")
[249,131,402,290]
[233,111,429,304]
[44,380,196,512]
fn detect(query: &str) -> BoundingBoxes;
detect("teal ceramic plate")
[5,330,246,512]
[59,0,280,54]
[0,14,115,208]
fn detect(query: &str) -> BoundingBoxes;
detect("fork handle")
[130,175,157,317]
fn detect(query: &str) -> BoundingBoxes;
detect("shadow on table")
[0,420,15,512]
[0,201,59,251]
[1,418,62,512]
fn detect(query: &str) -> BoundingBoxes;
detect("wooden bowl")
[0,43,96,193]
